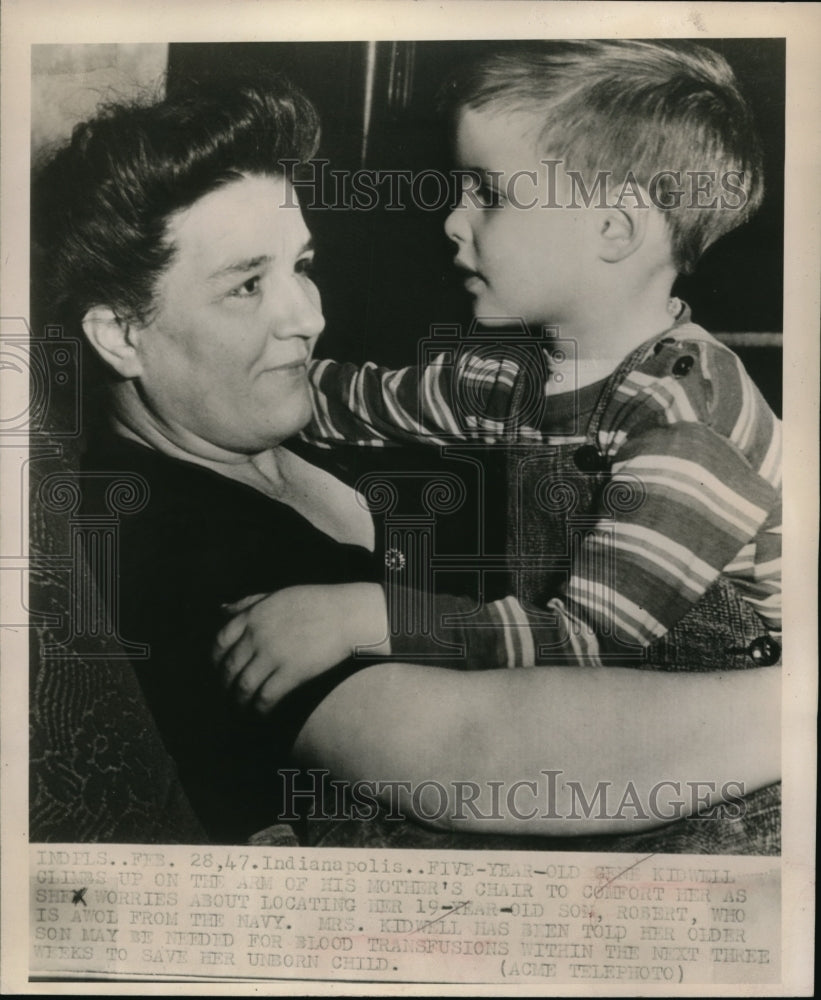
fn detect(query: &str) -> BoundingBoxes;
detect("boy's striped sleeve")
[306,351,538,446]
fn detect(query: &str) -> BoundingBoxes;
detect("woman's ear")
[82,306,144,378]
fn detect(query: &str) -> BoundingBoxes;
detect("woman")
[33,76,779,846]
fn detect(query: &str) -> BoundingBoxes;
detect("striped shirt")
[304,324,781,668]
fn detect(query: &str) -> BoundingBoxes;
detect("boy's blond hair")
[441,40,764,274]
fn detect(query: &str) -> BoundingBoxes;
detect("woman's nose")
[270,282,325,341]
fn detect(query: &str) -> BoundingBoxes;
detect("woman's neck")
[110,398,373,549]
[109,387,291,496]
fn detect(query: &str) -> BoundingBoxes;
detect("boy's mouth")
[454,260,486,292]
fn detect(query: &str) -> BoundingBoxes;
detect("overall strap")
[584,319,713,446]
[585,333,662,444]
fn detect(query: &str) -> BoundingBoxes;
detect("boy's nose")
[444,203,471,245]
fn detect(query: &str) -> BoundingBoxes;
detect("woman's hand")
[212,583,390,713]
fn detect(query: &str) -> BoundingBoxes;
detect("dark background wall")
[170,39,784,411]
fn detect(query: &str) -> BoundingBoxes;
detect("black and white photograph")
[1,0,817,993]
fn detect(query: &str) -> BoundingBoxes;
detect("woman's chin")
[258,399,313,448]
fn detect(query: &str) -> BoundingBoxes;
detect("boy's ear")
[82,306,144,379]
[595,190,651,263]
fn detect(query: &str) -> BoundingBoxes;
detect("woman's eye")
[230,276,261,298]
[296,256,316,278]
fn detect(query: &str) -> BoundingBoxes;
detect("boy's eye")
[477,182,504,208]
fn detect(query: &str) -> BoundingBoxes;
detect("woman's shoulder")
[80,432,379,603]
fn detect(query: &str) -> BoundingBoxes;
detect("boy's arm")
[386,418,781,668]
[304,349,540,447]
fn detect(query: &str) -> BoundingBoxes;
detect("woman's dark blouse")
[81,435,381,843]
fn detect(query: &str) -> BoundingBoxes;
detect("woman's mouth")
[263,360,307,377]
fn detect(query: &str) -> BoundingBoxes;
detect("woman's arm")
[293,663,780,836]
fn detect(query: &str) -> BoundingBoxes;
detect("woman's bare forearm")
[293,664,780,836]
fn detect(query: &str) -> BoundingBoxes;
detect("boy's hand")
[212,583,389,714]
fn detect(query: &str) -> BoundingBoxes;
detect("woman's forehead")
[166,174,310,274]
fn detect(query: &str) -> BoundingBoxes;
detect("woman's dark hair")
[32,73,320,328]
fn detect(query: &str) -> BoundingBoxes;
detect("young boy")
[215,40,781,704]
